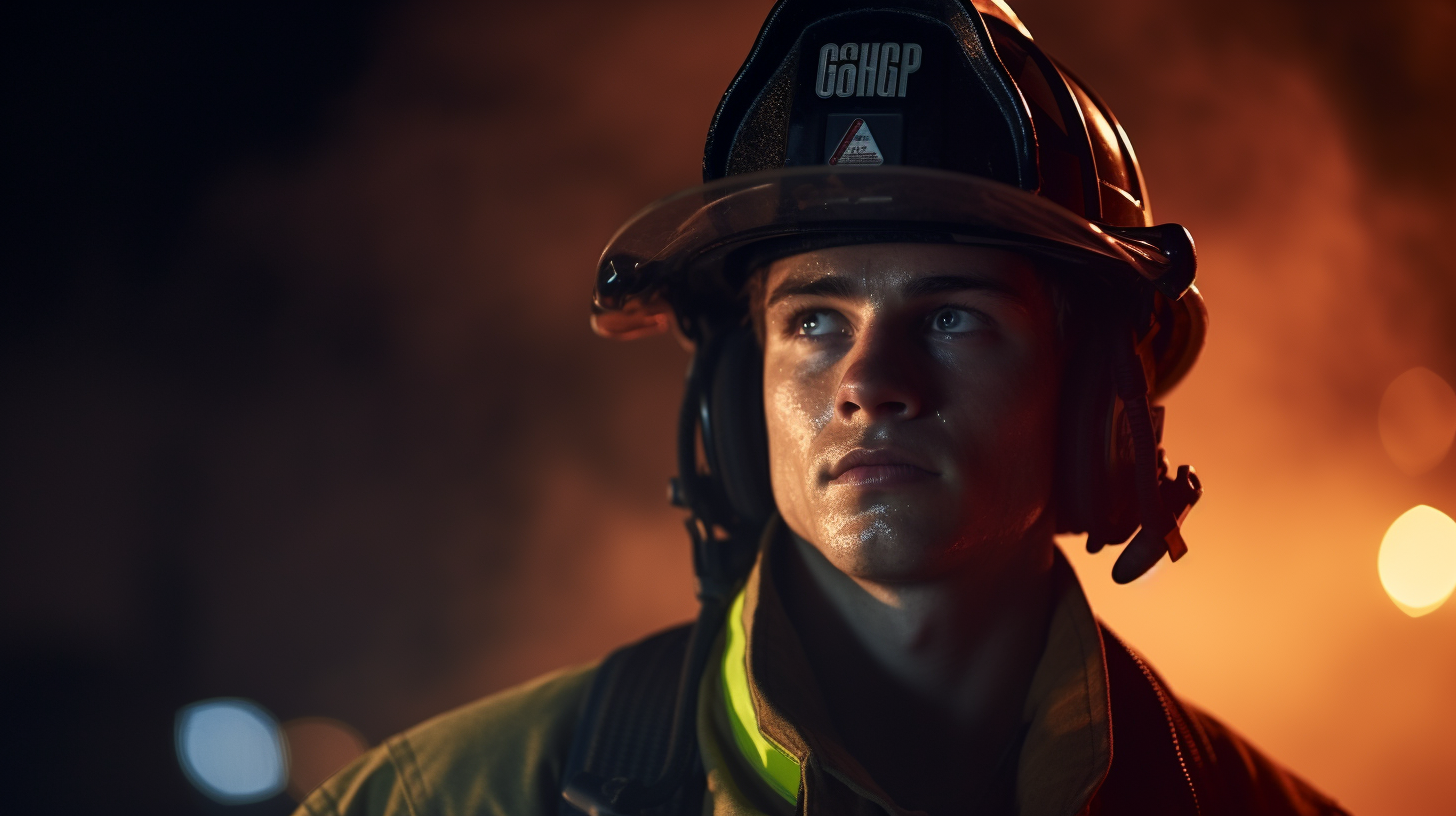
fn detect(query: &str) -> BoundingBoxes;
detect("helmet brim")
[592,165,1205,396]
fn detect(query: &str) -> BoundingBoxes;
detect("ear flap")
[706,324,776,537]
[1054,316,1140,548]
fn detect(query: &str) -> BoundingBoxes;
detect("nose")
[834,325,926,423]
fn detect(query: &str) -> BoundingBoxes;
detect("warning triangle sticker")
[828,118,885,166]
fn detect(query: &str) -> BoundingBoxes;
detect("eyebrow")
[765,274,858,306]
[765,272,1021,306]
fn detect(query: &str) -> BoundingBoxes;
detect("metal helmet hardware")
[570,4,1206,810]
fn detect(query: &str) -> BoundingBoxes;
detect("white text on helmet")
[815,43,922,99]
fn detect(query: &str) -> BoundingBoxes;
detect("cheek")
[1004,339,1063,442]
[763,354,837,511]
[941,342,1062,475]
[767,373,832,455]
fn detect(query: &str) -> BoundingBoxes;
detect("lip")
[828,448,938,487]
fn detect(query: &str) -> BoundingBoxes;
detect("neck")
[782,525,1059,723]
[775,523,1060,810]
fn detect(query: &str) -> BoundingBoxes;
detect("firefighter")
[299,1,1348,814]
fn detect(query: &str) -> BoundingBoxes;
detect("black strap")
[560,623,707,816]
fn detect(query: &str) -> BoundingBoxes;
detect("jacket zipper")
[1126,648,1202,816]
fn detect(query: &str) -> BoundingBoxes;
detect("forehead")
[762,242,1044,301]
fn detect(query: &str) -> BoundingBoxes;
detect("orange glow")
[1378,505,1456,617]
[283,717,369,802]
[1378,367,1456,476]
[170,2,1456,812]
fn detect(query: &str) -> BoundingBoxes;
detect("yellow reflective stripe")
[722,588,801,803]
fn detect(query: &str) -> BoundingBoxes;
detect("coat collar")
[703,519,1112,816]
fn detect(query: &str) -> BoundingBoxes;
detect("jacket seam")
[303,783,345,816]
[383,736,427,816]
[1071,615,1104,813]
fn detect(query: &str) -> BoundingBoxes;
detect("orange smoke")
[193,1,1455,812]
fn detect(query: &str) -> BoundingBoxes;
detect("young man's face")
[761,243,1063,583]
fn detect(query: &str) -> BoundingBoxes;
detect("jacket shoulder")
[295,663,597,816]
[1098,626,1350,816]
[1178,702,1351,816]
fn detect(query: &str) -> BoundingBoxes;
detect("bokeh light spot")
[1378,505,1456,617]
[175,698,287,804]
[284,717,369,801]
[1378,367,1456,475]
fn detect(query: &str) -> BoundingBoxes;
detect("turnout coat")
[298,529,1347,816]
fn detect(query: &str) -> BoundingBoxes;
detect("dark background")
[4,1,1454,812]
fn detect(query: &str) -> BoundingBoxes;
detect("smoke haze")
[4,1,1453,812]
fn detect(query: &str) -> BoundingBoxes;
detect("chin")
[816,509,966,582]
[810,495,1050,582]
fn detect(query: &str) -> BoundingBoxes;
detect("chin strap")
[561,593,725,816]
[1108,331,1203,584]
[563,326,756,816]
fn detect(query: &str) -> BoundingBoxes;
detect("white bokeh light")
[1378,505,1456,617]
[176,698,288,804]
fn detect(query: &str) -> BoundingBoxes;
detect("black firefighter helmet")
[592,0,1207,592]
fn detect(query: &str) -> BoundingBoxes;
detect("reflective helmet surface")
[593,0,1205,396]
[593,0,1207,588]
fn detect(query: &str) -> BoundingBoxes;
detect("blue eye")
[798,310,845,336]
[930,307,983,334]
